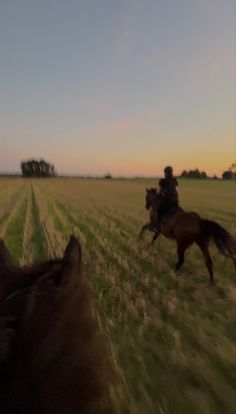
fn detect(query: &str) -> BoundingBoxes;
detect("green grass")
[1,177,236,414]
[30,186,48,261]
[47,201,65,233]
[41,179,236,414]
[0,211,10,226]
[5,198,27,264]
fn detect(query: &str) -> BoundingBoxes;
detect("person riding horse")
[157,166,179,224]
[140,186,236,285]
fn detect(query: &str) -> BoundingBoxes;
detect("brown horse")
[139,188,236,285]
[0,237,114,414]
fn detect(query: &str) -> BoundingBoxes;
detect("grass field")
[0,177,236,414]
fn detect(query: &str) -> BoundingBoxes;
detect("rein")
[0,259,63,315]
[0,287,32,315]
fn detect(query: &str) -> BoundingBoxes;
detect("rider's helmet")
[164,166,173,177]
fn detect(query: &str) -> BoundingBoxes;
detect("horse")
[0,237,114,414]
[139,188,236,285]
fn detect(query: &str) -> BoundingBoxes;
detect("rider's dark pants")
[157,200,179,223]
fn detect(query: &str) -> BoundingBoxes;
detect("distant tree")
[180,170,187,178]
[222,163,236,180]
[222,170,233,180]
[200,171,207,179]
[180,169,208,179]
[21,159,56,178]
[104,173,112,179]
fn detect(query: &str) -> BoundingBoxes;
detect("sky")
[0,0,235,177]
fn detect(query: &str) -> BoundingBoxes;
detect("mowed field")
[0,177,236,414]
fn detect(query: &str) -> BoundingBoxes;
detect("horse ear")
[63,236,82,270]
[0,240,13,269]
[50,237,82,287]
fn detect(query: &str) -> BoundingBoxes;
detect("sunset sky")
[0,0,235,176]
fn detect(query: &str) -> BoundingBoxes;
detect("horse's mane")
[148,188,157,194]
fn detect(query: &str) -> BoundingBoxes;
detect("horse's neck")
[178,205,185,213]
[151,195,159,211]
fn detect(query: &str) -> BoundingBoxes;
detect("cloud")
[112,0,143,68]
[82,107,161,143]
[86,115,140,140]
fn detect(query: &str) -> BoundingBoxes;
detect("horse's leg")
[197,241,215,286]
[175,242,187,271]
[138,223,156,239]
[147,230,160,249]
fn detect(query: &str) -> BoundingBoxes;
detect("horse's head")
[145,188,158,210]
[0,236,82,363]
[0,237,113,413]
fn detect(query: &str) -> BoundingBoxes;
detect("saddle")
[159,205,183,225]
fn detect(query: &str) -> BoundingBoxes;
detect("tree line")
[180,169,207,179]
[19,160,235,179]
[21,159,56,177]
[221,163,236,180]
[180,163,236,180]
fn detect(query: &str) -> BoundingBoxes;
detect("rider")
[157,166,179,223]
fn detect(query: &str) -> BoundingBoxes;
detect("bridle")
[0,287,32,315]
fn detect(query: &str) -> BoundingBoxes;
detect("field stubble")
[0,178,236,414]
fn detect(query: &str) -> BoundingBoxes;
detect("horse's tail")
[201,219,236,262]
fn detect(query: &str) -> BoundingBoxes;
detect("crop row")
[0,178,235,414]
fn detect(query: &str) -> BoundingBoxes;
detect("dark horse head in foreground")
[0,237,114,414]
[139,188,236,285]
